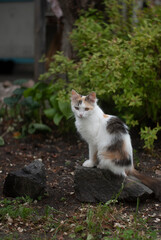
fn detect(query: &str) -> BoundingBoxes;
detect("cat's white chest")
[75,117,100,144]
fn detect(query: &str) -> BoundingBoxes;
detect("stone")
[0,79,34,103]
[3,160,46,199]
[0,82,19,102]
[3,81,12,88]
[22,79,35,88]
[155,169,161,176]
[74,166,153,203]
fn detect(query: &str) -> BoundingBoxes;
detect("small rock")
[155,169,161,176]
[154,218,160,223]
[3,81,12,88]
[0,82,19,102]
[22,79,34,88]
[17,227,24,233]
[3,160,46,199]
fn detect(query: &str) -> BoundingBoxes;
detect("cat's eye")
[85,108,90,111]
[75,106,79,110]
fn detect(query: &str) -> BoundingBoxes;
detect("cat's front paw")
[83,159,95,168]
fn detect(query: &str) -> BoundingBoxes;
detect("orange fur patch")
[103,114,108,118]
[102,141,128,161]
[102,151,121,160]
[82,97,94,110]
[93,151,98,164]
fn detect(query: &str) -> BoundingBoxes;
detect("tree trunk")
[58,0,103,58]
[34,0,47,80]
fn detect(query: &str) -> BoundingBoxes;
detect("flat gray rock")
[3,160,46,199]
[74,166,153,202]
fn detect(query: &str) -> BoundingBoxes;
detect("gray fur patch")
[106,117,128,134]
[113,157,131,167]
[107,139,123,152]
[78,100,82,105]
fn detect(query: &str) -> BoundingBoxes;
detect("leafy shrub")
[24,81,72,128]
[68,4,161,127]
[40,3,161,127]
[1,78,73,137]
[140,124,161,152]
[1,80,53,137]
[36,1,161,149]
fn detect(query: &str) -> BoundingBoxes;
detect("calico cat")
[71,90,161,201]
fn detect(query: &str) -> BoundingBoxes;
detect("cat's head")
[71,90,96,119]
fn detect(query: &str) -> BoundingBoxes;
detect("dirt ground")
[0,121,161,239]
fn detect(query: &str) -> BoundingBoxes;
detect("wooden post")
[34,0,47,81]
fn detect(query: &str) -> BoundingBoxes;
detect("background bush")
[39,2,161,141]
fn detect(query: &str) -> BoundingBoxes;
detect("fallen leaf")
[154,218,160,223]
[7,216,13,224]
[13,132,21,138]
[17,227,24,232]
[155,169,161,176]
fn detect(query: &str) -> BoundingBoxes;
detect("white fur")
[83,159,95,167]
[72,99,133,176]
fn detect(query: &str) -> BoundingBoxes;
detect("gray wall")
[0,1,34,59]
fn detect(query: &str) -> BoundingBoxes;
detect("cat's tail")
[126,168,161,201]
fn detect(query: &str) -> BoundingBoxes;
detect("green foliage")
[28,123,52,134]
[3,79,28,109]
[24,82,72,130]
[36,1,161,148]
[64,201,157,240]
[1,78,73,135]
[0,197,34,221]
[1,81,57,135]
[44,93,72,126]
[0,234,18,240]
[68,4,161,128]
[0,197,158,239]
[140,124,161,151]
[2,80,39,121]
[0,136,4,146]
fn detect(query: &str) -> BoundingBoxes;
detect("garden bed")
[0,124,161,239]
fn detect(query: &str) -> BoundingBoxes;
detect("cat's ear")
[86,92,96,104]
[71,90,80,101]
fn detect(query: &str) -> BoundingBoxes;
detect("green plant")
[0,136,4,146]
[35,1,161,146]
[56,200,157,240]
[0,126,17,146]
[0,197,63,239]
[0,197,158,240]
[69,5,161,125]
[23,80,72,122]
[1,80,55,136]
[1,79,46,136]
[24,82,73,131]
[43,93,72,126]
[133,149,140,167]
[140,124,161,151]
[0,233,18,240]
[0,197,34,221]
[3,79,37,121]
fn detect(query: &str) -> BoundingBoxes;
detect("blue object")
[0,58,34,64]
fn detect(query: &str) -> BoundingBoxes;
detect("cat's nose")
[79,114,83,118]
